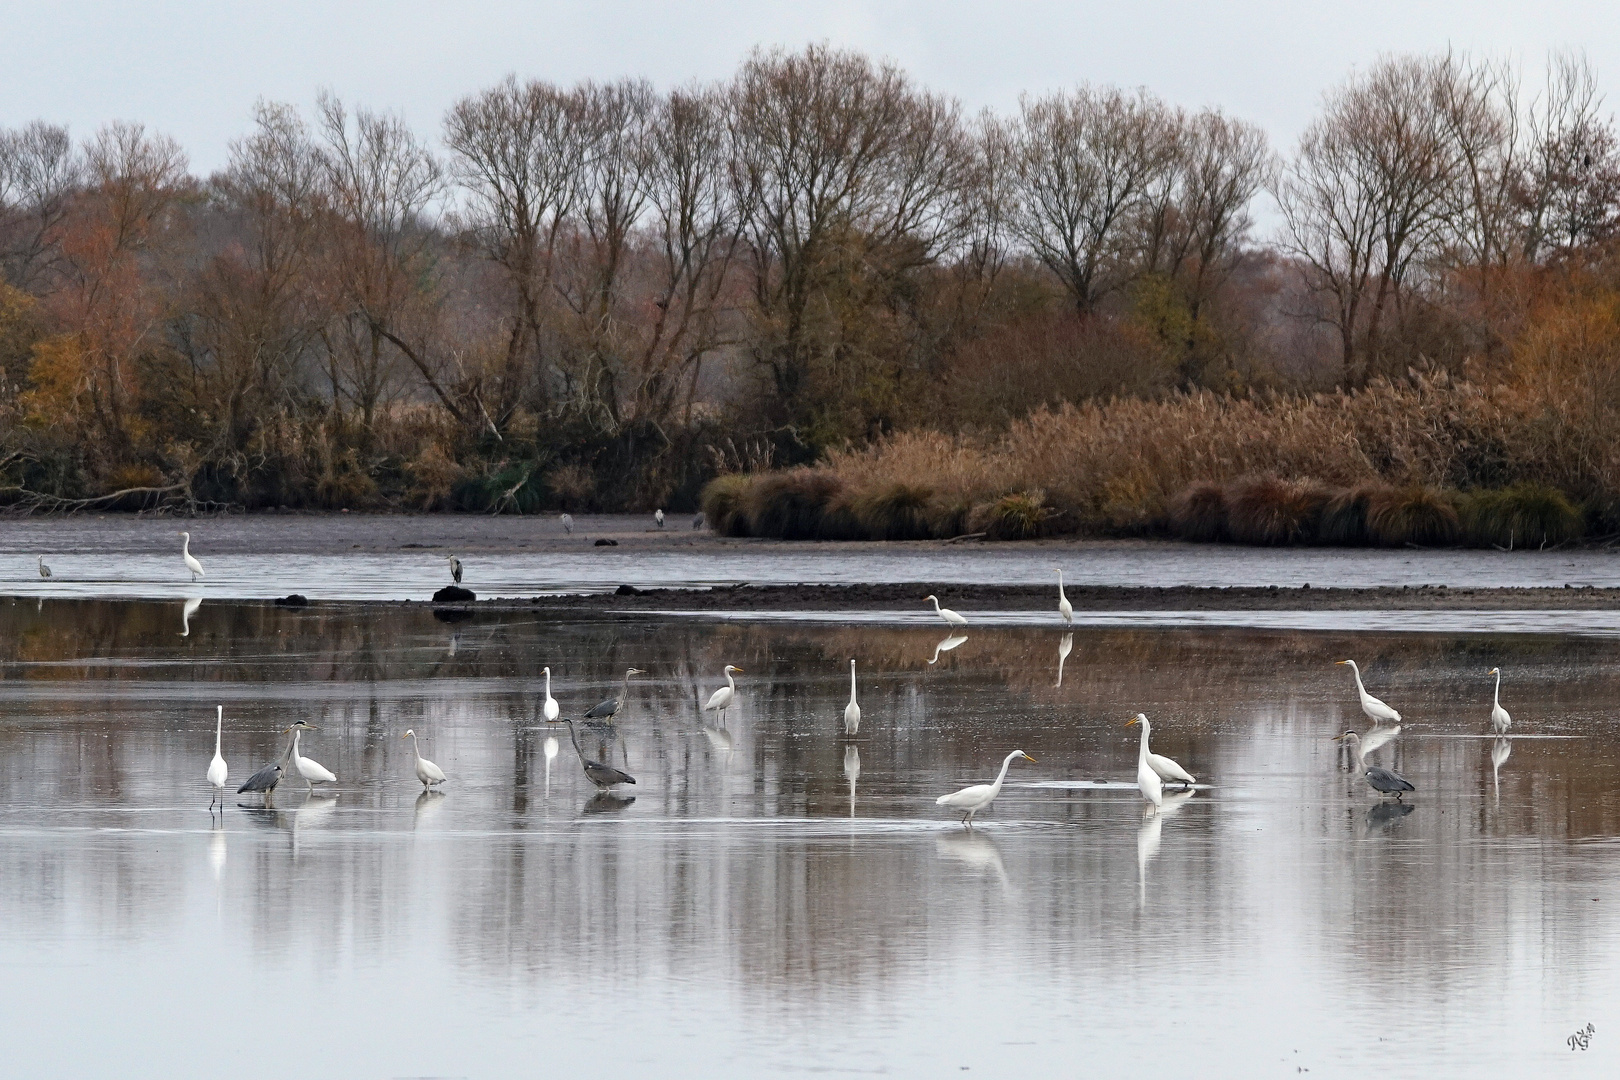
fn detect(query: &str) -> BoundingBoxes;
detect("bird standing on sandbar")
[445,555,463,584]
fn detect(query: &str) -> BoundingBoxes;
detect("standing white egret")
[178,531,204,581]
[1333,730,1415,799]
[655,508,665,528]
[1054,568,1072,625]
[207,705,228,811]
[1125,713,1195,789]
[287,720,337,791]
[402,729,447,789]
[1055,632,1073,687]
[445,555,463,585]
[843,659,861,736]
[935,750,1035,827]
[540,666,560,723]
[37,555,51,579]
[1335,660,1401,724]
[703,664,742,721]
[561,513,574,534]
[924,594,967,627]
[1127,715,1163,809]
[1487,667,1512,734]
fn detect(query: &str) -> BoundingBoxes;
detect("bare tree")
[0,121,80,292]
[1519,52,1620,261]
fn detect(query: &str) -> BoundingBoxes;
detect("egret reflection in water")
[1356,723,1401,762]
[936,829,1009,890]
[843,743,860,818]
[1491,737,1513,802]
[928,633,968,665]
[179,595,201,637]
[1055,632,1073,686]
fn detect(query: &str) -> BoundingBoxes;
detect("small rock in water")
[433,585,475,603]
[594,538,619,547]
[274,594,309,607]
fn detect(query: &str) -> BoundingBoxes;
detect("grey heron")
[655,508,665,528]
[1334,730,1415,799]
[560,513,573,533]
[207,705,228,810]
[925,594,967,627]
[287,720,337,791]
[1335,660,1401,724]
[692,511,704,530]
[1488,667,1512,734]
[403,729,447,788]
[1125,713,1195,790]
[445,554,463,585]
[178,532,204,581]
[558,718,636,790]
[936,750,1035,827]
[237,729,294,798]
[37,555,51,579]
[583,667,646,724]
[702,665,742,722]
[842,659,860,736]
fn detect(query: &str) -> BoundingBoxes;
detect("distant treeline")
[1,46,1617,514]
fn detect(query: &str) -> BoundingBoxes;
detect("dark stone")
[274,594,309,607]
[615,584,640,596]
[432,607,475,623]
[433,585,476,603]
[594,538,619,546]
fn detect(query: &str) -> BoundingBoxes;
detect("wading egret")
[207,705,228,810]
[843,659,861,736]
[539,666,560,723]
[37,555,51,579]
[403,729,447,789]
[445,555,463,584]
[1127,715,1164,809]
[561,513,574,534]
[1055,632,1073,688]
[287,720,337,791]
[703,665,742,720]
[1488,667,1512,734]
[237,730,294,798]
[925,594,968,628]
[583,668,646,723]
[935,750,1035,827]
[655,508,665,528]
[1333,730,1415,799]
[1054,568,1072,625]
[1335,660,1401,724]
[557,718,636,789]
[1125,714,1196,789]
[178,532,204,581]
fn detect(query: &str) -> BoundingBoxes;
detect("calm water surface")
[2,601,1618,1077]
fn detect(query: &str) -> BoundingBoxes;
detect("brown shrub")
[1367,485,1460,546]
[1225,476,1327,545]
[1168,482,1227,541]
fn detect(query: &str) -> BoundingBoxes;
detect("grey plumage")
[692,512,704,530]
[582,667,646,722]
[559,718,636,789]
[445,555,463,584]
[1336,730,1415,800]
[37,556,51,579]
[237,730,293,795]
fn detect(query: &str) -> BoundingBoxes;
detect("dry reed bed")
[705,373,1616,545]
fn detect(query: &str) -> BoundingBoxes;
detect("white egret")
[1125,713,1195,790]
[179,596,201,637]
[655,508,665,528]
[403,729,447,789]
[843,659,861,736]
[287,720,337,791]
[1054,568,1072,625]
[1055,632,1073,687]
[561,513,574,533]
[935,750,1035,827]
[583,668,646,724]
[207,705,228,810]
[1335,660,1401,724]
[924,594,967,627]
[1333,730,1415,799]
[445,554,463,584]
[37,555,51,579]
[703,664,742,721]
[1127,715,1163,809]
[557,718,636,789]
[928,633,968,665]
[541,666,560,723]
[1487,667,1512,734]
[178,531,204,581]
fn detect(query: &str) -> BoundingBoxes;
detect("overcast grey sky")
[2,1,1614,176]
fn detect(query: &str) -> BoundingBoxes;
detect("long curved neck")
[621,670,634,699]
[1350,740,1367,772]
[214,707,222,755]
[564,720,586,761]
[1348,662,1370,698]
[182,536,191,557]
[544,669,551,696]
[292,728,303,760]
[930,596,942,614]
[1494,671,1502,707]
[1137,723,1151,764]
[849,662,857,701]
[989,751,1019,795]
[1057,572,1066,599]
[726,670,736,692]
[409,733,422,761]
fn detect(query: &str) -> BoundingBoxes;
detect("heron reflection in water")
[843,743,860,818]
[179,596,201,637]
[1491,737,1512,803]
[928,633,967,665]
[1364,800,1414,835]
[1055,632,1073,687]
[414,788,447,827]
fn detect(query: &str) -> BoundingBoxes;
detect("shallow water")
[2,601,1619,1076]
[1,514,1619,599]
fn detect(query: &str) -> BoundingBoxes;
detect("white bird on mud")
[703,665,742,721]
[936,750,1035,827]
[843,659,861,736]
[178,531,204,581]
[1125,713,1196,791]
[1488,667,1512,734]
[541,666,559,723]
[655,508,665,528]
[925,594,967,628]
[207,705,228,811]
[561,513,574,534]
[403,729,447,789]
[287,720,337,791]
[1336,659,1401,725]
[37,555,51,579]
[1054,568,1072,625]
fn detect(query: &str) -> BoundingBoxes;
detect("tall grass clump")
[1168,482,1227,541]
[1367,486,1460,547]
[851,483,935,540]
[1459,483,1584,548]
[1224,476,1331,545]
[700,473,755,537]
[1317,483,1384,545]
[972,490,1052,540]
[744,469,845,539]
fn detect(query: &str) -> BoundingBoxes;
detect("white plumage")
[1336,659,1401,724]
[288,722,336,790]
[1054,567,1072,625]
[1488,667,1512,734]
[936,750,1035,826]
[1129,716,1164,809]
[541,666,559,722]
[403,729,447,788]
[703,665,742,717]
[1126,713,1195,791]
[925,594,967,627]
[843,659,861,736]
[207,705,228,810]
[178,531,204,581]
